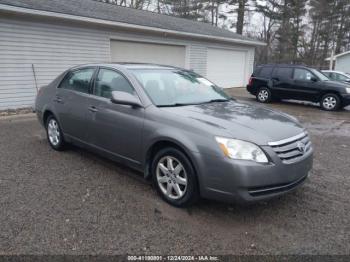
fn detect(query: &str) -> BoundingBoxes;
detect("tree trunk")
[236,0,246,34]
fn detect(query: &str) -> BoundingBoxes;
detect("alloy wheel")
[156,156,188,200]
[258,89,269,102]
[322,96,337,110]
[47,118,61,146]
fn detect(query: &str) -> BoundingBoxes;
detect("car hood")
[161,100,305,145]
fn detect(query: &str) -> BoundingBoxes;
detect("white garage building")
[0,0,264,110]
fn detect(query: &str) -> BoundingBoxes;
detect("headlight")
[215,137,268,163]
[346,88,350,94]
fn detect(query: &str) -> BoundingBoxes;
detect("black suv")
[247,64,350,111]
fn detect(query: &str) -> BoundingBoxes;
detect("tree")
[254,0,282,64]
[236,0,249,34]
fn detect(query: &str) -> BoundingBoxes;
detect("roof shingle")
[0,0,263,44]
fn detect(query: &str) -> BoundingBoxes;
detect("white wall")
[0,15,255,110]
[335,54,350,74]
[0,17,111,109]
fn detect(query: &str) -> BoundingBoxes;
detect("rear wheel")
[46,115,66,151]
[320,93,341,111]
[151,147,199,207]
[256,87,272,103]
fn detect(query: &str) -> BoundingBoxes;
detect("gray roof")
[0,0,263,45]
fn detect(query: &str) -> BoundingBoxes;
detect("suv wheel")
[46,115,66,151]
[320,93,340,111]
[151,148,199,207]
[256,87,272,103]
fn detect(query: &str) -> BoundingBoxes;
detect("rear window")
[257,66,273,78]
[272,67,293,79]
[253,67,262,76]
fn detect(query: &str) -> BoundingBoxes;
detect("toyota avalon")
[35,63,313,207]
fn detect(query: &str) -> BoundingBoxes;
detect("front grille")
[268,132,312,164]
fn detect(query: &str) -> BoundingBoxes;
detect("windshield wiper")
[158,99,231,107]
[199,98,231,104]
[157,103,199,107]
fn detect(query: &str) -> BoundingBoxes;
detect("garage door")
[110,40,186,68]
[207,48,247,88]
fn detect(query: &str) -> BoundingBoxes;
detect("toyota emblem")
[296,142,306,154]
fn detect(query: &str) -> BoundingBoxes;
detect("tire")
[256,87,272,103]
[320,93,341,111]
[45,115,66,151]
[151,147,199,207]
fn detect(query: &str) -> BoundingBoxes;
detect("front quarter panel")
[142,106,231,184]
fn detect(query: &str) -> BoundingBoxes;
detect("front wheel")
[320,93,341,111]
[256,87,272,103]
[151,148,199,207]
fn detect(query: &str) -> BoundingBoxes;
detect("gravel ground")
[0,89,349,255]
[0,107,33,117]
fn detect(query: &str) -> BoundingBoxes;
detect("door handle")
[54,96,64,104]
[88,106,98,113]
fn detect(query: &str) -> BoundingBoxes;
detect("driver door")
[86,68,145,164]
[292,68,320,101]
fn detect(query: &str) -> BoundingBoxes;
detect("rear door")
[86,68,145,164]
[270,67,294,98]
[253,66,274,90]
[54,67,96,141]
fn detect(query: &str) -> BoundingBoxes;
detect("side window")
[327,72,335,80]
[293,68,314,81]
[272,67,293,79]
[253,67,262,76]
[94,69,134,99]
[60,68,95,94]
[335,73,349,81]
[258,67,273,78]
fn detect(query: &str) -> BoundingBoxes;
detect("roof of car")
[72,63,182,70]
[256,64,311,68]
[0,0,264,45]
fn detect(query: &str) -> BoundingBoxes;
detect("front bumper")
[193,147,313,204]
[340,93,350,106]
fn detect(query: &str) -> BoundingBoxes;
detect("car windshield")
[131,69,231,107]
[311,69,329,81]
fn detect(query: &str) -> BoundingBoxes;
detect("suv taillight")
[248,77,253,86]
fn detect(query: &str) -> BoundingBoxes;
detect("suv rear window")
[272,67,293,79]
[257,66,273,78]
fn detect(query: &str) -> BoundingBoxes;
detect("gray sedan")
[35,63,313,207]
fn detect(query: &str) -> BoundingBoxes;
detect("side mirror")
[111,91,143,108]
[310,77,318,82]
